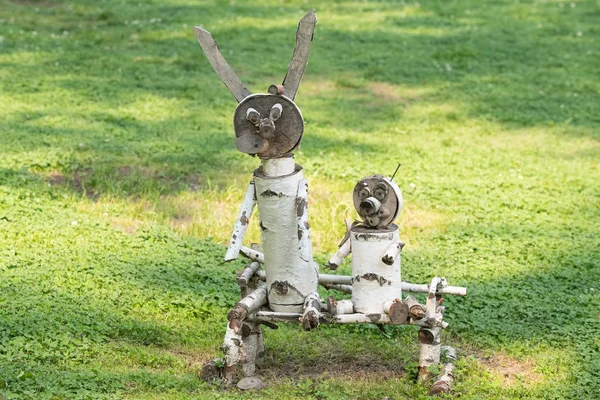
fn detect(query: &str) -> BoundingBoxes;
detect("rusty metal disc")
[353,175,403,228]
[233,94,304,158]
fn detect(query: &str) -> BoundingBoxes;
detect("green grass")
[1,0,599,398]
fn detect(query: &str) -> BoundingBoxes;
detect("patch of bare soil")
[481,354,543,387]
[258,350,405,382]
[171,344,406,385]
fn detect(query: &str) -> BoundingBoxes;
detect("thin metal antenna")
[390,163,402,181]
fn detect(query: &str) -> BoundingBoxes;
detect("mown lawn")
[0,0,599,399]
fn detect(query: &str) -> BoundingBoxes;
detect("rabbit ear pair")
[193,10,316,158]
[193,9,317,103]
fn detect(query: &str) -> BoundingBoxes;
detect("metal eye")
[270,103,283,122]
[246,108,260,125]
[358,186,370,199]
[374,184,387,201]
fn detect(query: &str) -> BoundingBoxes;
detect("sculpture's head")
[353,175,403,229]
[194,10,316,159]
[233,88,304,158]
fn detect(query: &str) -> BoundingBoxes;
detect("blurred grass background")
[0,0,599,398]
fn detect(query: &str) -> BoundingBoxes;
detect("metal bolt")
[270,103,283,121]
[246,108,260,125]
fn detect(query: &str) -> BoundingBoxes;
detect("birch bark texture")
[351,224,402,314]
[418,326,442,380]
[225,180,256,261]
[253,157,318,312]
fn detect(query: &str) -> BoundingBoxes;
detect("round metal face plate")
[353,175,403,228]
[233,94,304,158]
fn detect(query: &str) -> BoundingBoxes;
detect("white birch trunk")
[256,325,264,356]
[334,313,391,324]
[254,157,318,312]
[237,262,261,288]
[296,179,312,263]
[240,246,264,263]
[322,283,352,294]
[318,274,353,286]
[240,322,261,377]
[251,272,467,298]
[237,283,268,312]
[326,297,354,315]
[410,318,449,329]
[401,281,467,296]
[404,295,426,320]
[426,277,442,319]
[301,292,321,330]
[225,180,256,261]
[248,271,464,298]
[418,326,442,380]
[429,346,456,395]
[327,238,351,270]
[228,284,268,332]
[221,325,243,381]
[247,310,448,328]
[221,322,264,380]
[260,156,295,176]
[351,224,401,314]
[381,240,404,265]
[249,311,395,324]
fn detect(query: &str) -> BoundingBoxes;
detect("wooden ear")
[281,9,317,100]
[193,26,252,103]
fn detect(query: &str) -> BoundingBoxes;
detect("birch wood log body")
[402,282,467,296]
[254,157,318,312]
[323,283,352,294]
[351,224,401,314]
[326,297,354,315]
[221,322,263,380]
[301,292,321,330]
[418,326,442,380]
[252,271,466,296]
[225,180,256,261]
[249,311,396,324]
[429,346,456,395]
[221,326,243,381]
[240,322,262,377]
[240,246,264,263]
[327,238,351,270]
[238,262,261,288]
[228,284,268,332]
